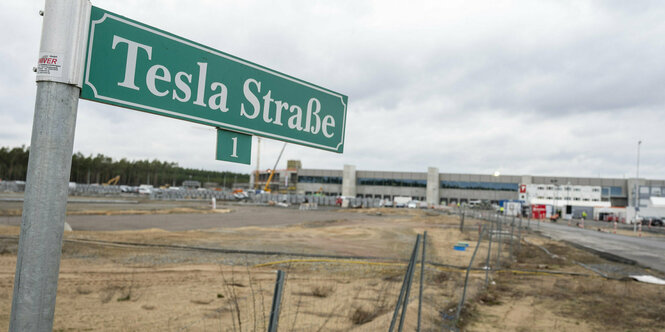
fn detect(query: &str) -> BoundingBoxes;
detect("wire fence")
[173,210,530,331]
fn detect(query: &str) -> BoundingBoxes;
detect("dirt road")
[0,204,392,231]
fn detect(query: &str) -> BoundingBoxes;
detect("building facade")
[291,164,665,208]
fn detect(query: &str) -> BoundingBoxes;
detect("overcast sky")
[2,0,664,180]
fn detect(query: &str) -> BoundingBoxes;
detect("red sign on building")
[532,204,547,219]
[519,184,527,193]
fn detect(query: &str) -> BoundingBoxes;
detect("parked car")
[641,218,664,227]
[407,200,419,209]
[379,199,393,207]
[138,184,153,195]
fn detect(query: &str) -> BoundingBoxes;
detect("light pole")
[550,179,558,219]
[636,140,642,180]
[636,140,642,209]
[634,140,642,229]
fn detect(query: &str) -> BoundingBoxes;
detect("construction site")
[1,196,664,331]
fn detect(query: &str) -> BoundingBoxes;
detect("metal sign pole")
[10,1,90,331]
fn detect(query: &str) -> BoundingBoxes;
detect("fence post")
[497,215,503,268]
[518,216,523,252]
[510,217,515,262]
[268,270,286,332]
[389,234,421,332]
[484,218,493,287]
[417,231,427,332]
[455,226,485,326]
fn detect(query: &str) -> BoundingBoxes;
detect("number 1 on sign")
[230,137,238,158]
[216,129,251,165]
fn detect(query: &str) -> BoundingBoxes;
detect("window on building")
[440,181,518,191]
[297,176,343,184]
[358,178,427,188]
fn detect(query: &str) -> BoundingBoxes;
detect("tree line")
[0,146,249,188]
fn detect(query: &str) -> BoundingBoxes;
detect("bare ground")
[0,204,664,331]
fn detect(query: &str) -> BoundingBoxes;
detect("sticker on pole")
[37,52,63,78]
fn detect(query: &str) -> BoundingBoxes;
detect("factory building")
[252,162,665,213]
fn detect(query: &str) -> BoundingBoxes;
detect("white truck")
[393,196,411,208]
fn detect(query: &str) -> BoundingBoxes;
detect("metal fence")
[249,210,529,331]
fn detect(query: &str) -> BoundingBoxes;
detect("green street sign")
[81,6,347,153]
[216,129,251,165]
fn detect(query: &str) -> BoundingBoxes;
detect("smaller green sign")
[216,129,251,165]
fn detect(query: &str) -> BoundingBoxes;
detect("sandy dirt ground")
[1,203,664,331]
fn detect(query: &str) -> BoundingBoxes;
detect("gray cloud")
[1,0,663,179]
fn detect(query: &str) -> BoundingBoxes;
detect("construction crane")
[263,143,287,192]
[103,175,120,186]
[254,137,261,189]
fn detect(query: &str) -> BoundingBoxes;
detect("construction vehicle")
[103,175,120,186]
[263,143,287,192]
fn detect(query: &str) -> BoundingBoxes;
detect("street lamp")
[634,140,642,229]
[636,140,642,209]
[551,179,558,219]
[637,140,642,179]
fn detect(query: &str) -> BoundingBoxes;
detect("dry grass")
[472,239,665,331]
[350,305,384,325]
[310,284,336,298]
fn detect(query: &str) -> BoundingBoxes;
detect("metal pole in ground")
[484,217,494,287]
[518,216,523,252]
[459,209,465,232]
[398,239,420,332]
[10,1,90,331]
[497,215,503,268]
[510,216,515,262]
[417,231,427,332]
[268,270,286,332]
[455,226,485,325]
[389,234,420,332]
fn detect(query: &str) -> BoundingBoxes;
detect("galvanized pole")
[417,231,427,332]
[497,215,503,268]
[510,217,515,262]
[518,216,523,252]
[455,226,485,324]
[10,1,90,331]
[268,270,286,332]
[484,217,493,287]
[389,234,420,332]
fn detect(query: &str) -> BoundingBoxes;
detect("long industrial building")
[253,163,665,211]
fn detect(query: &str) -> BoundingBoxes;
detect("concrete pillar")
[426,167,440,206]
[342,164,356,197]
[520,175,532,185]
